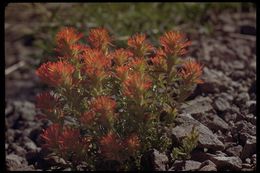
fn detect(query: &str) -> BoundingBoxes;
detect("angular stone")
[24,141,38,152]
[213,97,231,112]
[180,96,213,115]
[210,156,242,171]
[225,145,243,157]
[172,114,225,151]
[240,136,256,160]
[6,154,26,171]
[172,160,201,171]
[199,160,217,171]
[140,149,168,171]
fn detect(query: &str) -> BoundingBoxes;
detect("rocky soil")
[5,7,256,171]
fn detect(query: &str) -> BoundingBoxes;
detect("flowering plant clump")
[36,27,203,170]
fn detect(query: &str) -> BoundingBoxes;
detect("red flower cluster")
[87,27,111,51]
[41,123,90,159]
[110,48,132,66]
[123,72,152,100]
[179,59,203,84]
[55,27,84,57]
[82,49,111,82]
[36,27,203,169]
[127,33,154,57]
[36,61,75,87]
[99,132,140,161]
[99,132,125,161]
[160,31,191,56]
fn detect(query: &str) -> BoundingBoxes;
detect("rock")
[246,101,256,115]
[10,143,27,156]
[198,160,217,171]
[6,112,21,129]
[210,156,242,171]
[6,129,15,142]
[213,97,231,112]
[230,70,246,80]
[219,92,234,101]
[13,101,35,121]
[24,141,38,152]
[246,114,256,125]
[172,114,224,151]
[222,24,236,33]
[6,154,26,171]
[199,67,230,93]
[171,160,201,171]
[180,96,213,115]
[153,149,168,171]
[43,155,67,168]
[140,149,168,171]
[245,158,251,164]
[5,102,14,116]
[223,113,237,122]
[232,60,245,70]
[240,136,256,160]
[235,93,250,106]
[192,113,229,133]
[225,145,243,157]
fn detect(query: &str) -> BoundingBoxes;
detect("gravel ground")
[5,6,256,171]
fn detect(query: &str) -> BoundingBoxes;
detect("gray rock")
[13,101,36,121]
[180,96,213,115]
[198,160,217,171]
[223,113,237,122]
[192,113,229,133]
[245,158,251,164]
[5,103,14,116]
[232,60,245,70]
[240,136,256,160]
[153,149,168,171]
[172,160,201,171]
[24,141,38,152]
[43,155,67,167]
[235,93,250,106]
[6,154,26,171]
[246,101,256,115]
[172,114,224,151]
[199,67,230,93]
[213,97,231,112]
[236,120,256,137]
[225,145,243,157]
[140,149,168,171]
[210,156,242,171]
[10,143,27,156]
[246,114,256,125]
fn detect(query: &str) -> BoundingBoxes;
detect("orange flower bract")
[179,59,203,84]
[99,132,124,161]
[111,48,132,66]
[82,49,111,82]
[36,61,75,87]
[41,123,62,150]
[159,31,191,56]
[36,92,60,111]
[115,65,130,81]
[125,134,140,155]
[59,127,81,153]
[127,33,154,57]
[87,28,111,50]
[90,96,116,115]
[123,73,152,99]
